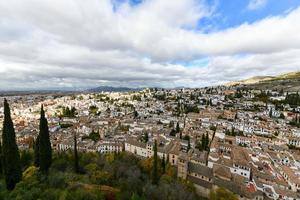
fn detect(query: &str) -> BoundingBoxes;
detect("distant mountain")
[87,86,144,92]
[225,71,300,91]
[0,90,78,97]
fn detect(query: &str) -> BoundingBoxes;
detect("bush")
[65,188,104,200]
[210,187,238,200]
[48,172,67,188]
[51,157,71,172]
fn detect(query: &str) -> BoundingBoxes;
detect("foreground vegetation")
[0,150,202,200]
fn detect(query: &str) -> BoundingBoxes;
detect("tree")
[231,127,236,136]
[74,132,80,173]
[194,140,200,151]
[235,113,238,120]
[169,120,174,128]
[0,140,2,175]
[62,106,77,117]
[34,135,40,167]
[82,130,100,142]
[269,108,273,118]
[187,138,191,151]
[176,122,180,133]
[134,110,139,119]
[205,132,209,150]
[143,132,149,143]
[161,154,166,174]
[169,129,176,137]
[152,140,158,185]
[2,99,22,190]
[38,105,52,173]
[201,134,205,151]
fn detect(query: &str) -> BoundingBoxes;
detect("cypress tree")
[166,154,169,164]
[201,134,205,151]
[161,154,166,174]
[0,140,2,175]
[205,133,209,150]
[2,99,22,190]
[152,140,158,185]
[187,137,191,151]
[176,122,180,133]
[34,135,40,167]
[143,132,149,143]
[38,105,52,173]
[74,132,79,173]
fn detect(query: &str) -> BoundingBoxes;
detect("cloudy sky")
[0,0,300,90]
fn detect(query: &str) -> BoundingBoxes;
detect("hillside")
[226,71,300,91]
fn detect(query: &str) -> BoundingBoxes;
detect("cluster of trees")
[255,91,270,103]
[132,95,142,101]
[0,100,52,191]
[89,105,99,115]
[61,106,77,118]
[142,132,149,143]
[290,114,300,128]
[184,104,200,114]
[234,89,243,98]
[225,127,244,137]
[82,130,101,142]
[190,93,200,101]
[175,101,200,115]
[60,123,73,129]
[196,133,209,151]
[285,92,300,107]
[153,92,167,101]
[170,122,181,137]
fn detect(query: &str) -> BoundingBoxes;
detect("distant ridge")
[225,76,275,86]
[87,86,144,92]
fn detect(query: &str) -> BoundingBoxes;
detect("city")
[1,0,300,199]
[0,78,300,199]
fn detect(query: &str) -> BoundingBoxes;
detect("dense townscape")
[0,85,300,200]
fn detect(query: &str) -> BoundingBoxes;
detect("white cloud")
[247,0,268,10]
[0,0,299,90]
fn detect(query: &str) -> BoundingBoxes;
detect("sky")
[0,0,300,90]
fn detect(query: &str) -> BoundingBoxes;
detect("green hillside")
[230,71,300,91]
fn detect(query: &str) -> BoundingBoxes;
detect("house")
[281,166,300,192]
